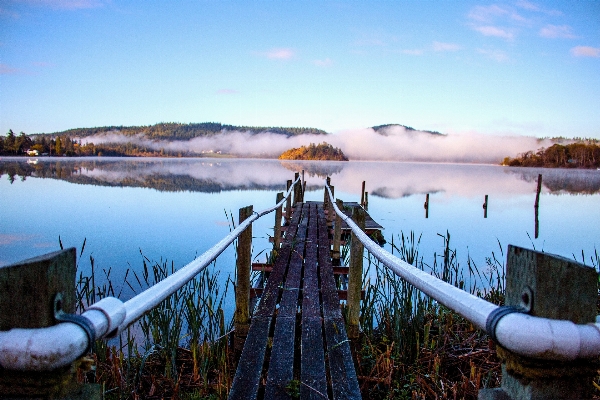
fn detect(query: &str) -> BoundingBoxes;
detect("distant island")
[502,142,600,169]
[279,142,349,161]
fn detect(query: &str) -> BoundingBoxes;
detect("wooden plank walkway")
[228,201,362,400]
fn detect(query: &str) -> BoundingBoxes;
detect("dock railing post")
[274,192,284,251]
[293,172,301,205]
[234,205,253,352]
[478,245,598,400]
[360,181,366,207]
[0,248,101,399]
[326,185,335,228]
[285,179,292,224]
[347,206,365,340]
[332,199,343,266]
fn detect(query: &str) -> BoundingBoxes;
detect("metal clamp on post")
[485,306,526,343]
[54,294,96,354]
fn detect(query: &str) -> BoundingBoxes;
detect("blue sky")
[1,0,599,138]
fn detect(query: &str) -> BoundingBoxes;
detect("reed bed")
[72,231,599,399]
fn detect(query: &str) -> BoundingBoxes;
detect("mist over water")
[80,125,556,164]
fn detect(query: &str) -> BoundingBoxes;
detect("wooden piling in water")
[479,246,598,399]
[534,174,542,238]
[293,173,302,205]
[360,181,366,207]
[424,193,430,218]
[234,205,253,351]
[483,194,488,218]
[347,206,365,340]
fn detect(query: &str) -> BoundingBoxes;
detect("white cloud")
[432,41,461,52]
[0,63,20,74]
[216,89,239,95]
[473,25,515,40]
[468,5,509,23]
[570,46,600,58]
[539,25,577,39]
[313,58,333,67]
[402,49,424,56]
[265,48,295,60]
[22,0,105,10]
[477,48,509,62]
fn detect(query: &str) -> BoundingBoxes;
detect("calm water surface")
[1,157,599,304]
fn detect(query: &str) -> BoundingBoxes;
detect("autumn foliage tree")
[278,142,349,161]
[502,142,600,169]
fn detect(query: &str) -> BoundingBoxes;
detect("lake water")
[1,157,599,305]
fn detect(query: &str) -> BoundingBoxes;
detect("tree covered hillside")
[279,142,348,161]
[40,122,328,141]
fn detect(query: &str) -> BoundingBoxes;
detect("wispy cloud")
[402,49,424,56]
[216,89,239,95]
[570,46,600,58]
[19,0,105,10]
[477,48,509,62]
[468,5,509,23]
[313,58,333,67]
[32,61,55,68]
[0,63,20,74]
[263,48,295,60]
[539,24,577,39]
[432,41,461,52]
[515,0,562,16]
[473,25,514,40]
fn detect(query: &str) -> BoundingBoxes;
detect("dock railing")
[325,181,600,400]
[0,174,301,398]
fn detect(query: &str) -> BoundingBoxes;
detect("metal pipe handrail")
[325,183,600,362]
[0,175,300,371]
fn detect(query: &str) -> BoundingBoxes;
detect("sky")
[1,0,599,140]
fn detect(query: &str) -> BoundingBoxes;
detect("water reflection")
[2,157,600,197]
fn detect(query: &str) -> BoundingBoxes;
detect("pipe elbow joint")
[85,297,126,338]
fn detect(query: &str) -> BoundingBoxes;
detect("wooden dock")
[228,201,370,399]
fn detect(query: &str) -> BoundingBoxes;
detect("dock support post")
[324,177,331,209]
[347,206,365,340]
[332,199,343,266]
[293,173,302,205]
[534,174,542,238]
[274,192,283,251]
[0,248,101,399]
[234,205,253,352]
[364,192,368,211]
[483,194,488,218]
[326,185,335,228]
[424,193,429,218]
[285,179,292,224]
[301,170,306,203]
[360,181,366,207]
[478,246,598,400]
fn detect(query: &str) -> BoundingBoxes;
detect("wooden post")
[0,248,101,399]
[479,246,598,400]
[324,176,331,209]
[534,174,542,239]
[293,172,301,205]
[360,181,366,207]
[274,192,283,250]
[234,205,253,351]
[364,192,369,211]
[483,194,488,218]
[285,179,292,224]
[326,185,335,227]
[424,193,429,218]
[347,206,365,340]
[301,170,306,203]
[332,199,343,266]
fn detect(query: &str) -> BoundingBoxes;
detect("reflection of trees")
[506,168,600,194]
[278,160,345,178]
[0,160,289,193]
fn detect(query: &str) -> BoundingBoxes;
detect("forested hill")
[40,122,328,141]
[372,124,444,136]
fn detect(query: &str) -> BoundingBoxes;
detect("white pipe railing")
[0,176,300,371]
[325,184,600,362]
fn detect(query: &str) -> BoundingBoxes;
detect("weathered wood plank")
[229,205,304,400]
[300,203,328,398]
[317,205,362,399]
[264,204,308,398]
